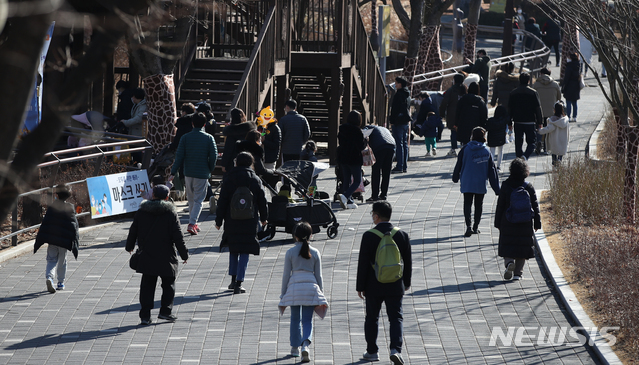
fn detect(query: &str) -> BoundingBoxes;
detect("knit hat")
[471,127,486,143]
[153,184,170,200]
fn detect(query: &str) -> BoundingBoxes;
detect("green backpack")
[370,227,404,283]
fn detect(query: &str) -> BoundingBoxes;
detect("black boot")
[233,281,246,294]
[227,275,236,290]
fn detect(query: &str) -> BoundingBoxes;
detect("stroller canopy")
[276,160,329,191]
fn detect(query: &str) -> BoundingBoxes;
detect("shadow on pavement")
[412,280,508,296]
[5,325,138,350]
[93,292,234,315]
[1,292,47,304]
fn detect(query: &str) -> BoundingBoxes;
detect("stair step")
[184,78,241,84]
[190,68,245,74]
[180,88,238,94]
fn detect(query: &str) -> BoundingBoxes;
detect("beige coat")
[538,116,569,155]
[533,75,562,118]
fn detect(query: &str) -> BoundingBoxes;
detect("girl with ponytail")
[278,221,328,362]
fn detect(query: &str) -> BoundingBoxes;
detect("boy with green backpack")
[356,201,412,365]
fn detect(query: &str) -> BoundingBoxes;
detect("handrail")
[227,3,278,121]
[389,27,549,94]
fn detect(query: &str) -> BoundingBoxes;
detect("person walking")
[455,82,488,146]
[542,16,562,67]
[464,49,491,101]
[215,152,268,294]
[439,74,466,157]
[34,184,79,293]
[538,101,570,166]
[508,72,543,160]
[532,67,562,154]
[262,118,281,170]
[126,184,189,325]
[485,106,508,171]
[357,201,411,365]
[169,113,218,235]
[389,77,411,173]
[562,52,581,123]
[421,112,444,156]
[495,158,541,281]
[235,130,276,179]
[279,221,328,362]
[170,103,195,151]
[220,108,257,173]
[337,110,366,209]
[452,127,500,237]
[490,63,519,108]
[364,123,395,202]
[279,99,311,162]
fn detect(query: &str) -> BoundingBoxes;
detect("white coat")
[538,116,570,155]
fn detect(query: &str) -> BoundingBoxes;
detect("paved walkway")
[0,69,608,364]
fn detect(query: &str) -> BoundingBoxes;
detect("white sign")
[86,170,150,218]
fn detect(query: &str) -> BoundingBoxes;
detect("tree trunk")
[143,74,178,155]
[402,0,423,88]
[560,21,579,82]
[463,0,482,61]
[623,125,639,224]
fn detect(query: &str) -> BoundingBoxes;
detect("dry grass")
[546,152,639,363]
[598,107,620,161]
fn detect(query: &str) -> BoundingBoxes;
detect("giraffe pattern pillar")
[463,24,478,62]
[143,74,178,155]
[560,21,579,82]
[424,25,443,91]
[403,57,419,95]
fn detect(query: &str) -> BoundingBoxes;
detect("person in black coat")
[221,108,257,173]
[356,201,411,364]
[337,110,366,209]
[126,185,189,324]
[389,77,411,172]
[562,52,581,123]
[363,124,395,202]
[115,80,134,122]
[235,130,276,179]
[170,103,195,151]
[34,184,79,293]
[455,82,488,145]
[485,105,508,170]
[262,121,281,170]
[495,158,541,281]
[215,152,268,294]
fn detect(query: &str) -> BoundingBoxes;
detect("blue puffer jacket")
[452,141,500,195]
[171,127,218,179]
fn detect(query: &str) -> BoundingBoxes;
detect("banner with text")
[86,171,150,218]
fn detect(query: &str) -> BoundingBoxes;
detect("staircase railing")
[227,0,290,120]
[174,14,198,97]
[350,1,388,126]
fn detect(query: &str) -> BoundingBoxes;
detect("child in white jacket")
[538,101,570,165]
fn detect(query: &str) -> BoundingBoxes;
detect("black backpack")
[506,182,533,223]
[230,186,254,220]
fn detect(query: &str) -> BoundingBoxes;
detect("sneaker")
[57,283,65,290]
[432,148,437,156]
[366,197,379,203]
[362,352,380,361]
[301,345,310,363]
[338,194,348,209]
[290,347,300,357]
[390,349,405,365]
[391,168,403,174]
[378,196,387,201]
[504,261,515,281]
[158,313,177,321]
[346,203,358,209]
[233,284,246,294]
[446,149,457,157]
[194,224,201,232]
[464,227,473,237]
[187,224,198,235]
[227,281,235,290]
[473,227,480,234]
[425,151,431,156]
[513,275,522,280]
[140,318,152,325]
[46,278,56,293]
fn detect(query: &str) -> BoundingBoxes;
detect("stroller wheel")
[266,225,276,241]
[327,225,338,239]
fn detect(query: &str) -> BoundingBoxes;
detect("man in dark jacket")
[262,121,281,170]
[115,80,134,122]
[34,184,79,293]
[490,63,519,108]
[364,124,395,202]
[215,152,268,294]
[464,49,491,101]
[126,184,189,325]
[357,201,412,365]
[439,73,466,157]
[389,77,411,173]
[169,113,218,235]
[508,73,543,160]
[279,99,311,162]
[542,17,561,66]
[455,82,488,145]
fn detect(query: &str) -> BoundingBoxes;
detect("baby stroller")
[263,160,339,240]
[334,165,369,203]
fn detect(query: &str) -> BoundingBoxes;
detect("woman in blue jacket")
[452,127,500,237]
